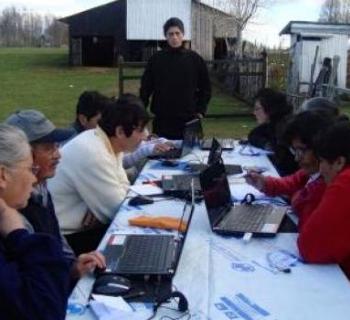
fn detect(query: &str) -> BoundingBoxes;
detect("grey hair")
[299,97,339,118]
[0,124,31,167]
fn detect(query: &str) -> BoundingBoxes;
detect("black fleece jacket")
[140,46,211,119]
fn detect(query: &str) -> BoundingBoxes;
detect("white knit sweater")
[48,127,130,234]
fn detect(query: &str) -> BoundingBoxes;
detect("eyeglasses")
[289,146,309,158]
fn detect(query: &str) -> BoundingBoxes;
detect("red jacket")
[298,167,350,279]
[264,169,326,230]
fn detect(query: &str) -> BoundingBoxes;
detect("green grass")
[0,47,254,137]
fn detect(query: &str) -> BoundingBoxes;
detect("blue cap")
[5,109,74,143]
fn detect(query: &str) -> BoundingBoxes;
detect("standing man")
[140,17,211,139]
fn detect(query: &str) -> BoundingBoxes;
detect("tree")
[205,0,275,54]
[319,0,350,23]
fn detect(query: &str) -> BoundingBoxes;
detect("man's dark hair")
[316,121,350,164]
[255,88,292,123]
[283,111,333,150]
[76,91,109,120]
[99,94,149,137]
[163,17,184,36]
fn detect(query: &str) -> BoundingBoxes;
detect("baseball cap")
[5,109,74,143]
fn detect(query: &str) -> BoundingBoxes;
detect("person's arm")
[196,56,211,116]
[123,139,172,169]
[264,170,309,197]
[140,58,154,108]
[0,200,70,320]
[298,173,350,264]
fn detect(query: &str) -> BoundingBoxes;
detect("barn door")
[71,38,82,66]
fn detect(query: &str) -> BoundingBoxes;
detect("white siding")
[319,35,348,88]
[296,34,348,91]
[127,0,192,40]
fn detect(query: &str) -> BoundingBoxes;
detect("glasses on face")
[289,146,309,158]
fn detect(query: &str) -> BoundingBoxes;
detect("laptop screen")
[207,138,223,165]
[181,119,203,157]
[199,162,231,228]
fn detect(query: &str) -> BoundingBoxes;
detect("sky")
[0,0,325,48]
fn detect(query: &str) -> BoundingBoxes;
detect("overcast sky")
[0,0,325,48]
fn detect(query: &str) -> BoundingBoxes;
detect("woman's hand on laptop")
[153,142,174,154]
[72,251,106,278]
[244,171,266,192]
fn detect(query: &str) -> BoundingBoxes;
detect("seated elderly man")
[0,124,70,320]
[6,110,106,284]
[48,96,150,254]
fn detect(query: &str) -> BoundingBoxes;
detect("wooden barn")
[60,0,236,66]
[280,21,350,94]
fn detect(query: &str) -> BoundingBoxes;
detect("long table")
[66,144,350,320]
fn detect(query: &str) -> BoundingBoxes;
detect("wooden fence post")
[118,55,124,97]
[261,50,268,88]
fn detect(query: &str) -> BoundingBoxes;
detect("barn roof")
[280,21,350,36]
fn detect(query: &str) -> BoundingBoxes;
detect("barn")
[280,21,350,94]
[60,0,236,66]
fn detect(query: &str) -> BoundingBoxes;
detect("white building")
[280,21,350,93]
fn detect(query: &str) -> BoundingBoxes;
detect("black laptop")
[201,138,235,150]
[199,162,286,237]
[101,193,195,278]
[161,138,242,193]
[149,118,202,159]
[188,138,242,175]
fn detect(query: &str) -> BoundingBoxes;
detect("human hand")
[244,171,266,192]
[0,198,25,238]
[72,251,106,278]
[153,142,173,154]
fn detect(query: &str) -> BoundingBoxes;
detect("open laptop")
[149,118,202,159]
[199,162,286,237]
[101,189,195,278]
[188,138,242,175]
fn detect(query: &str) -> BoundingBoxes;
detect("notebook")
[188,138,242,175]
[148,118,202,159]
[199,162,286,237]
[101,189,195,278]
[161,138,242,194]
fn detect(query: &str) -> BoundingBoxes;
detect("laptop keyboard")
[172,175,201,190]
[219,205,273,232]
[117,235,173,273]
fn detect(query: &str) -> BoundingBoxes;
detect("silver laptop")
[199,162,286,237]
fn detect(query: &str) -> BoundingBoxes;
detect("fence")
[117,55,267,118]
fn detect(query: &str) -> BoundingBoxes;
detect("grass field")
[0,47,255,138]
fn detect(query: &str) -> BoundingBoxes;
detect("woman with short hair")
[248,88,298,175]
[298,121,350,279]
[0,124,70,320]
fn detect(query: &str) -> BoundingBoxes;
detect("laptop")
[149,118,202,159]
[199,162,286,237]
[161,138,242,193]
[188,138,243,175]
[201,138,235,150]
[101,190,195,278]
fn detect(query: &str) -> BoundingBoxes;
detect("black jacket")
[140,46,211,119]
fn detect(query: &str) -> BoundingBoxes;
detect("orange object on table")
[128,215,187,232]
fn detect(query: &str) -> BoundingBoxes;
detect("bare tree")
[0,6,67,47]
[205,0,274,54]
[319,0,350,23]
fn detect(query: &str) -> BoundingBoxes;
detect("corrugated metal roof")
[127,0,192,40]
[280,21,350,36]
